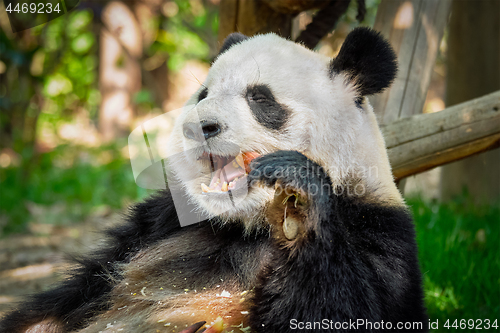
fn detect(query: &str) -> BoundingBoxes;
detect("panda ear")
[330,27,397,96]
[218,33,249,56]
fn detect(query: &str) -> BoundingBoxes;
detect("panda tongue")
[209,158,246,191]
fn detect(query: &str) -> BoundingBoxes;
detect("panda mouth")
[198,152,260,193]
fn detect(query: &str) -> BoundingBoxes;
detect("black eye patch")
[246,85,290,131]
[197,88,208,103]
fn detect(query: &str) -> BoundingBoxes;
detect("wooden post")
[370,0,451,191]
[371,0,451,124]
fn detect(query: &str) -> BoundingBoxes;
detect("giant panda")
[0,27,428,333]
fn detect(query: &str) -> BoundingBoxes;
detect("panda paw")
[248,151,332,246]
[248,151,327,188]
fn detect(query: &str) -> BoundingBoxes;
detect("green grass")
[408,196,500,331]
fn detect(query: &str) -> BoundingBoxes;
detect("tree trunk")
[440,0,500,203]
[99,1,142,142]
[218,0,329,43]
[218,0,293,42]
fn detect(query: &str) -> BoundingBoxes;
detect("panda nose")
[183,121,221,141]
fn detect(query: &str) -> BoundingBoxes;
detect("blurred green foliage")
[150,0,218,71]
[0,7,99,158]
[0,1,219,235]
[0,142,150,234]
[409,196,500,328]
[37,9,97,117]
[0,0,219,155]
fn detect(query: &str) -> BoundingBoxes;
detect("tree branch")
[384,91,500,180]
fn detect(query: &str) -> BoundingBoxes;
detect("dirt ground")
[0,210,122,317]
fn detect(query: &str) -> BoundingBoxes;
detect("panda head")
[167,28,403,227]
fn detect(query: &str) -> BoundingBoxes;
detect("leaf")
[44,73,73,97]
[133,90,154,105]
[71,32,95,54]
[67,10,93,36]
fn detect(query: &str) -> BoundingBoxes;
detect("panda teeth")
[203,179,241,193]
[228,177,240,190]
[201,183,211,193]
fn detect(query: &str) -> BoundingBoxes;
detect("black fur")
[330,27,398,97]
[295,0,351,50]
[247,151,428,332]
[218,32,248,56]
[246,84,291,130]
